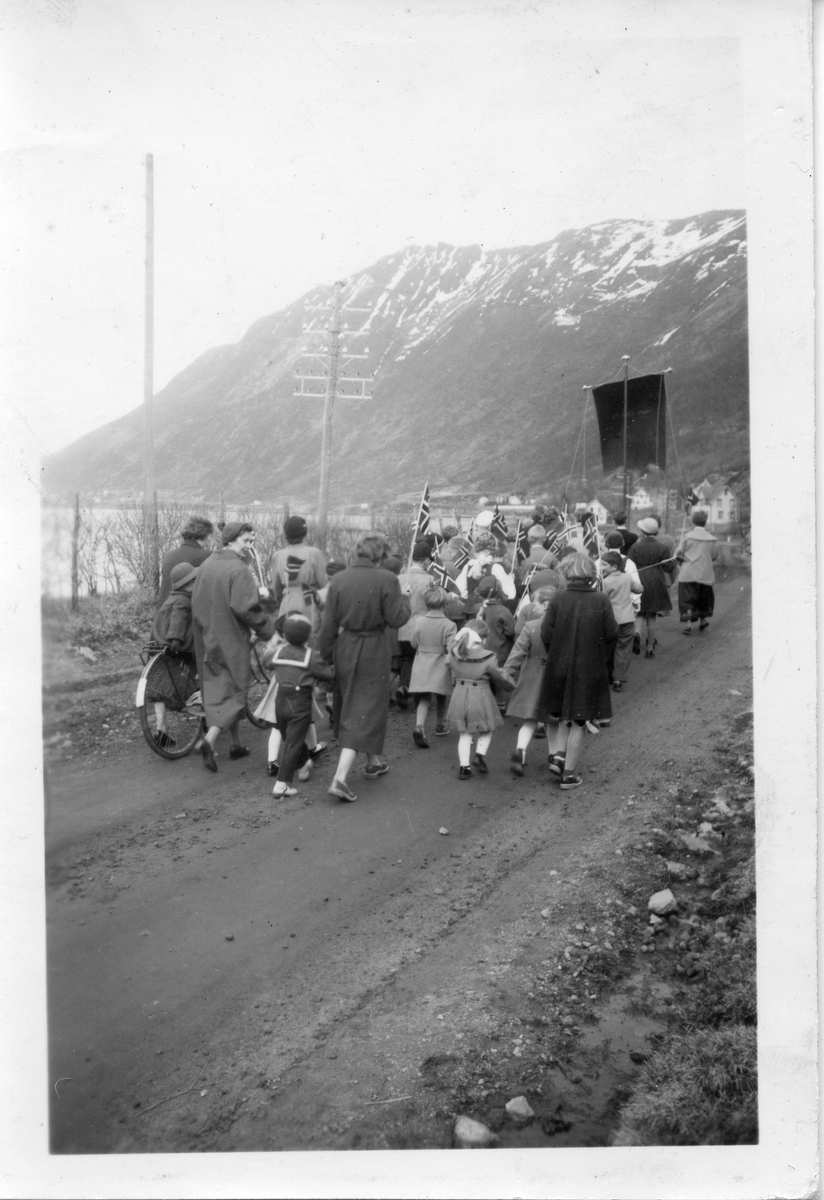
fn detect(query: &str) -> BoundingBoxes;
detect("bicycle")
[136,640,274,757]
[136,643,206,759]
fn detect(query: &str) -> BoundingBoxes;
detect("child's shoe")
[297,760,313,782]
[560,771,583,790]
[273,783,297,797]
[307,741,329,761]
[510,750,525,777]
[267,761,279,777]
[458,766,472,780]
[548,753,566,777]
[474,753,489,774]
[435,724,449,736]
[413,727,430,748]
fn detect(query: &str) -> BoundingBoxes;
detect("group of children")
[148,509,666,794]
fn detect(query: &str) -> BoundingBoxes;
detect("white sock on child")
[458,732,473,766]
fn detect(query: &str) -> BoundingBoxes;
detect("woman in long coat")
[538,553,618,791]
[191,522,277,771]
[627,517,675,658]
[319,534,411,802]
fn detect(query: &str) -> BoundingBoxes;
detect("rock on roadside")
[648,888,678,916]
[453,1115,499,1148]
[505,1095,535,1125]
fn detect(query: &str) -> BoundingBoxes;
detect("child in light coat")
[446,620,514,779]
[409,586,457,747]
[502,586,555,775]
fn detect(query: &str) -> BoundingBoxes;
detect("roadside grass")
[611,1026,757,1146]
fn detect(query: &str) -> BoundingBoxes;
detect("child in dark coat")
[149,563,200,749]
[152,562,199,659]
[260,614,335,797]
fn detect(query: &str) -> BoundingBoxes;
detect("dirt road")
[46,574,752,1153]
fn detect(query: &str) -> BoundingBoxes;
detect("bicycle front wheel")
[137,651,205,759]
[245,640,272,728]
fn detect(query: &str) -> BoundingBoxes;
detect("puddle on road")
[496,974,668,1149]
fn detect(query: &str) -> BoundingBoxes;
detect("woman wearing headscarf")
[627,517,675,658]
[538,553,618,790]
[319,534,411,802]
[271,515,328,644]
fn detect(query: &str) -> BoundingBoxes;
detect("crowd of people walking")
[151,503,719,799]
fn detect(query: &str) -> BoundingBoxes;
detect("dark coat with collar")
[538,581,618,722]
[157,539,212,607]
[319,558,410,753]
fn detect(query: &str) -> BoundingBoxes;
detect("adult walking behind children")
[538,554,618,790]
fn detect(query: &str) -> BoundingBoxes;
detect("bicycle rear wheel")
[137,651,205,759]
[245,640,272,728]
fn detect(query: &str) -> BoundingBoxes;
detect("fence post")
[71,493,81,611]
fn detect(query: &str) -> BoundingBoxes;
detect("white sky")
[3,0,746,456]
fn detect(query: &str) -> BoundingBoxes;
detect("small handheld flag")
[490,504,508,542]
[413,483,431,540]
[514,520,530,566]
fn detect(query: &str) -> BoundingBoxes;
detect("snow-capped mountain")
[46,210,748,503]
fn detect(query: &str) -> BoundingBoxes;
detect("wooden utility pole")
[143,152,159,594]
[316,281,342,545]
[70,493,81,611]
[295,281,373,546]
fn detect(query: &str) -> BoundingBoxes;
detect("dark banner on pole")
[591,373,668,473]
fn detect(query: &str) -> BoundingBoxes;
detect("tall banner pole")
[621,355,630,523]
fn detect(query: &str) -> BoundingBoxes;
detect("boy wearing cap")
[264,615,335,797]
[149,562,200,748]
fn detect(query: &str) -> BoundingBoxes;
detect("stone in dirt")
[648,889,678,916]
[679,832,717,856]
[453,1115,498,1148]
[666,861,690,880]
[505,1095,535,1125]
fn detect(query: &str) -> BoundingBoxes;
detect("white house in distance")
[693,479,738,532]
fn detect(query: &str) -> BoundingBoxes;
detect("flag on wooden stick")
[430,553,461,595]
[514,519,530,566]
[413,483,431,541]
[490,504,508,542]
[451,542,471,573]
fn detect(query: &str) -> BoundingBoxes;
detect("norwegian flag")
[580,510,599,555]
[430,554,461,595]
[514,519,530,565]
[450,542,471,573]
[413,483,431,540]
[685,487,700,513]
[490,504,508,542]
[545,514,576,556]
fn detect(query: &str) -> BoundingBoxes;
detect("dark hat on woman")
[412,540,432,561]
[221,521,252,545]
[284,515,308,542]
